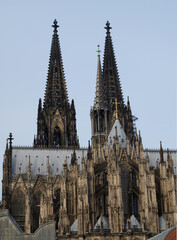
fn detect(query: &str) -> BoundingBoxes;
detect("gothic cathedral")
[1,20,177,240]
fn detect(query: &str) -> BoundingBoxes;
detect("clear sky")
[0,1,176,199]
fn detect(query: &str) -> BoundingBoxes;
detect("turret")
[2,133,13,209]
[90,45,108,147]
[91,22,135,145]
[87,140,92,160]
[160,141,165,163]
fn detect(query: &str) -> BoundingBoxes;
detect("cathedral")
[1,20,177,240]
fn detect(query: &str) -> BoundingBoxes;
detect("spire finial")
[160,141,164,163]
[105,21,112,34]
[97,45,101,56]
[52,19,59,32]
[8,132,14,149]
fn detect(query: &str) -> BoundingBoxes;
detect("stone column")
[25,195,31,233]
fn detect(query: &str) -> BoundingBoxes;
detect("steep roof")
[11,147,87,176]
[108,119,127,148]
[144,150,177,174]
[148,225,177,240]
[93,216,109,230]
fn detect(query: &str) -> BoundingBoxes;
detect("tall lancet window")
[100,112,105,132]
[133,194,138,217]
[94,114,98,133]
[11,189,26,232]
[53,126,61,147]
[32,191,42,232]
[53,188,60,229]
[121,166,129,225]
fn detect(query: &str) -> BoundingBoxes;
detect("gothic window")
[100,113,105,132]
[53,188,60,229]
[96,198,101,220]
[121,166,129,225]
[11,189,26,232]
[133,194,138,217]
[53,126,61,147]
[96,194,107,219]
[44,127,48,146]
[132,170,136,186]
[32,191,41,232]
[94,114,98,133]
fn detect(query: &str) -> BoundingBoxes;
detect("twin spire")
[35,20,133,147]
[94,21,124,110]
[45,19,123,115]
[35,20,78,148]
[93,22,134,140]
[44,19,68,112]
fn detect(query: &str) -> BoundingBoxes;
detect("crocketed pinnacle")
[103,21,124,108]
[94,45,105,109]
[44,19,68,112]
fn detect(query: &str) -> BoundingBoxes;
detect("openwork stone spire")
[91,21,135,142]
[44,19,68,112]
[35,20,78,148]
[94,45,105,109]
[103,21,124,109]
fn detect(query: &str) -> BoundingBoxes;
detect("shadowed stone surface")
[0,210,55,240]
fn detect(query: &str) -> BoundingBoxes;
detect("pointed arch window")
[94,114,98,133]
[121,166,129,225]
[100,112,105,132]
[11,189,26,232]
[53,188,60,229]
[44,126,48,146]
[32,191,42,232]
[132,170,137,186]
[133,193,138,217]
[53,126,61,147]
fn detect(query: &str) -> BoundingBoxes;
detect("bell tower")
[34,20,79,148]
[91,21,135,143]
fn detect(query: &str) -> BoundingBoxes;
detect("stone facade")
[1,20,177,240]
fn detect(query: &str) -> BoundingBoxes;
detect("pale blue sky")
[0,1,176,199]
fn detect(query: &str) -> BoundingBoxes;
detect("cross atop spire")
[52,19,59,33]
[105,21,112,34]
